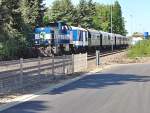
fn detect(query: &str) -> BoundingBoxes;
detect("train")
[34,21,129,56]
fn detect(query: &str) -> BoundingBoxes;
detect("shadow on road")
[3,101,49,113]
[3,72,150,113]
[50,73,150,94]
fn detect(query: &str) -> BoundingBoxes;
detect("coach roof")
[70,26,87,31]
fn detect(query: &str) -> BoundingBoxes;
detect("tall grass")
[128,39,150,58]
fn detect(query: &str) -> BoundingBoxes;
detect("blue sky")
[45,0,150,36]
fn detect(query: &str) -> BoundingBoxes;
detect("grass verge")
[128,39,150,58]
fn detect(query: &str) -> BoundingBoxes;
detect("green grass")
[128,39,150,58]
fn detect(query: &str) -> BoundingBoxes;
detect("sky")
[44,0,150,36]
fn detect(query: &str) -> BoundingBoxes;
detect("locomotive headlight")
[35,41,38,44]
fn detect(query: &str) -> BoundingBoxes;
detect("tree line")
[0,0,127,60]
[44,0,127,35]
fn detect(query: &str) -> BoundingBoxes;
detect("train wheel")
[45,46,53,57]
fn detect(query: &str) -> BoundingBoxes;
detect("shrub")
[128,39,150,58]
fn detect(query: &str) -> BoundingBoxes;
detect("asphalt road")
[3,63,150,113]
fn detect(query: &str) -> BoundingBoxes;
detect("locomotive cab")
[34,21,71,56]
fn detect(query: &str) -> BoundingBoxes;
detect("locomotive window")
[79,30,83,41]
[73,30,78,41]
[88,32,91,39]
[61,26,67,34]
[108,35,111,40]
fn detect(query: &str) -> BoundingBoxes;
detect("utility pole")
[130,14,133,36]
[111,2,113,51]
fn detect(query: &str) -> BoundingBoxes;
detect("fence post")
[72,54,74,73]
[20,58,23,86]
[85,52,88,69]
[38,57,41,75]
[52,55,54,76]
[96,50,100,66]
[63,55,65,75]
[0,81,3,94]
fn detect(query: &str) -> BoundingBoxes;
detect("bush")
[128,39,150,58]
[0,34,30,61]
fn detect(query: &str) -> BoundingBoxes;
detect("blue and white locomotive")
[34,21,71,56]
[34,21,129,56]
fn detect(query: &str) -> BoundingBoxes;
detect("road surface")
[3,63,150,113]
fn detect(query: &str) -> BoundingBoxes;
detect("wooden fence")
[0,53,87,94]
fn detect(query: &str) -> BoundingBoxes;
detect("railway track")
[87,49,126,61]
[0,49,126,65]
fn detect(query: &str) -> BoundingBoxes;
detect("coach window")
[95,34,97,39]
[91,33,94,39]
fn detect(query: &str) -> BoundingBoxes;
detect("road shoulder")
[0,64,113,112]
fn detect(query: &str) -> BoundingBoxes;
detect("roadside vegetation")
[128,39,150,58]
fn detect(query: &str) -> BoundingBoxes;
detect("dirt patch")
[0,72,84,105]
[100,51,150,64]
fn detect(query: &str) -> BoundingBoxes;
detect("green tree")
[94,4,111,32]
[46,0,75,25]
[76,0,96,28]
[86,0,96,28]
[20,0,45,26]
[20,0,45,43]
[0,0,26,60]
[0,0,46,60]
[94,1,127,35]
[112,1,127,35]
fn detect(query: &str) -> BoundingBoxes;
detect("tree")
[36,0,46,26]
[0,0,25,60]
[76,0,96,28]
[76,0,87,27]
[20,0,45,26]
[0,0,46,60]
[46,0,75,25]
[93,1,127,35]
[86,0,96,28]
[112,1,127,35]
[94,4,111,32]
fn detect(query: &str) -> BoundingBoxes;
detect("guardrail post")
[96,50,100,66]
[72,54,74,73]
[38,57,41,75]
[20,58,23,86]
